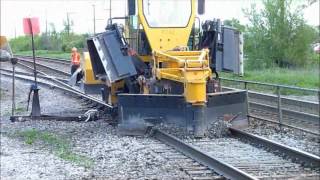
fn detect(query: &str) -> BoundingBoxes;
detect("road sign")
[23,17,40,35]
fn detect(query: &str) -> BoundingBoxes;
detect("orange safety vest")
[71,52,80,65]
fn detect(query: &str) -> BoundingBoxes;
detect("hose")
[84,109,98,122]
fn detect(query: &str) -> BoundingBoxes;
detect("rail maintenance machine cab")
[84,0,247,136]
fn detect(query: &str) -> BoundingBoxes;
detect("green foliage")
[10,31,88,53]
[243,0,319,69]
[16,129,93,168]
[223,18,246,32]
[0,88,6,99]
[15,107,25,113]
[63,15,74,36]
[221,66,319,89]
[14,50,71,59]
[60,32,87,52]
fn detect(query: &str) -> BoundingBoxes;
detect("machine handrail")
[220,77,319,93]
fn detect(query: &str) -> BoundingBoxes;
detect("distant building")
[313,43,320,54]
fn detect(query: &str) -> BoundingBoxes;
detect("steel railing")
[220,77,320,132]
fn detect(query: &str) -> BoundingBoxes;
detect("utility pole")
[45,10,48,36]
[93,4,96,35]
[109,0,112,21]
[65,12,75,36]
[66,12,70,36]
[104,0,112,24]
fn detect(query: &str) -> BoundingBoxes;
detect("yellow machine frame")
[137,0,196,51]
[0,36,8,48]
[84,0,211,106]
[137,0,211,105]
[83,52,102,85]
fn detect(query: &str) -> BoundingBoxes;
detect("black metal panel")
[216,27,242,74]
[117,90,248,136]
[87,30,137,83]
[87,39,105,78]
[102,31,136,77]
[80,83,108,95]
[206,91,248,129]
[207,91,246,106]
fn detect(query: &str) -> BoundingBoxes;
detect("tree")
[223,18,245,32]
[48,23,61,50]
[63,13,74,36]
[243,0,318,69]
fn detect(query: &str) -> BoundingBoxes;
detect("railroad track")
[14,55,70,65]
[15,56,319,132]
[248,91,319,115]
[223,87,319,134]
[1,67,319,179]
[15,56,70,78]
[0,67,113,116]
[0,68,68,83]
[249,109,319,135]
[153,128,320,180]
[142,140,224,179]
[1,67,223,180]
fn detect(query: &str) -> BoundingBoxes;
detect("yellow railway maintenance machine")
[80,52,107,94]
[0,36,13,61]
[86,0,247,136]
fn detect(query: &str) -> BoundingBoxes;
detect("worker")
[71,47,81,75]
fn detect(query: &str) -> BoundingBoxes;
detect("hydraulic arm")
[153,49,211,105]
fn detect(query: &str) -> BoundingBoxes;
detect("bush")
[243,0,319,69]
[10,33,88,53]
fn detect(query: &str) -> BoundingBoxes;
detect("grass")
[14,50,70,60]
[220,67,319,95]
[15,129,93,168]
[2,106,26,116]
[15,107,25,113]
[0,89,3,99]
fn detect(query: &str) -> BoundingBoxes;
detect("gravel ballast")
[0,74,190,179]
[1,61,319,179]
[246,119,320,156]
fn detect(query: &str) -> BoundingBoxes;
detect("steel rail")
[0,68,68,83]
[220,77,319,93]
[0,69,113,110]
[223,87,319,114]
[152,129,258,180]
[17,58,70,76]
[3,69,253,179]
[249,114,320,136]
[223,87,319,134]
[14,55,70,65]
[248,91,319,114]
[153,127,320,179]
[250,101,319,123]
[229,127,320,168]
[4,62,113,109]
[2,66,318,178]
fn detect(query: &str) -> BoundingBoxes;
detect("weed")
[0,88,8,99]
[15,129,93,168]
[15,107,25,113]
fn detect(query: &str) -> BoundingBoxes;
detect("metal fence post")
[318,91,320,115]
[277,86,283,130]
[245,82,250,120]
[12,64,16,116]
